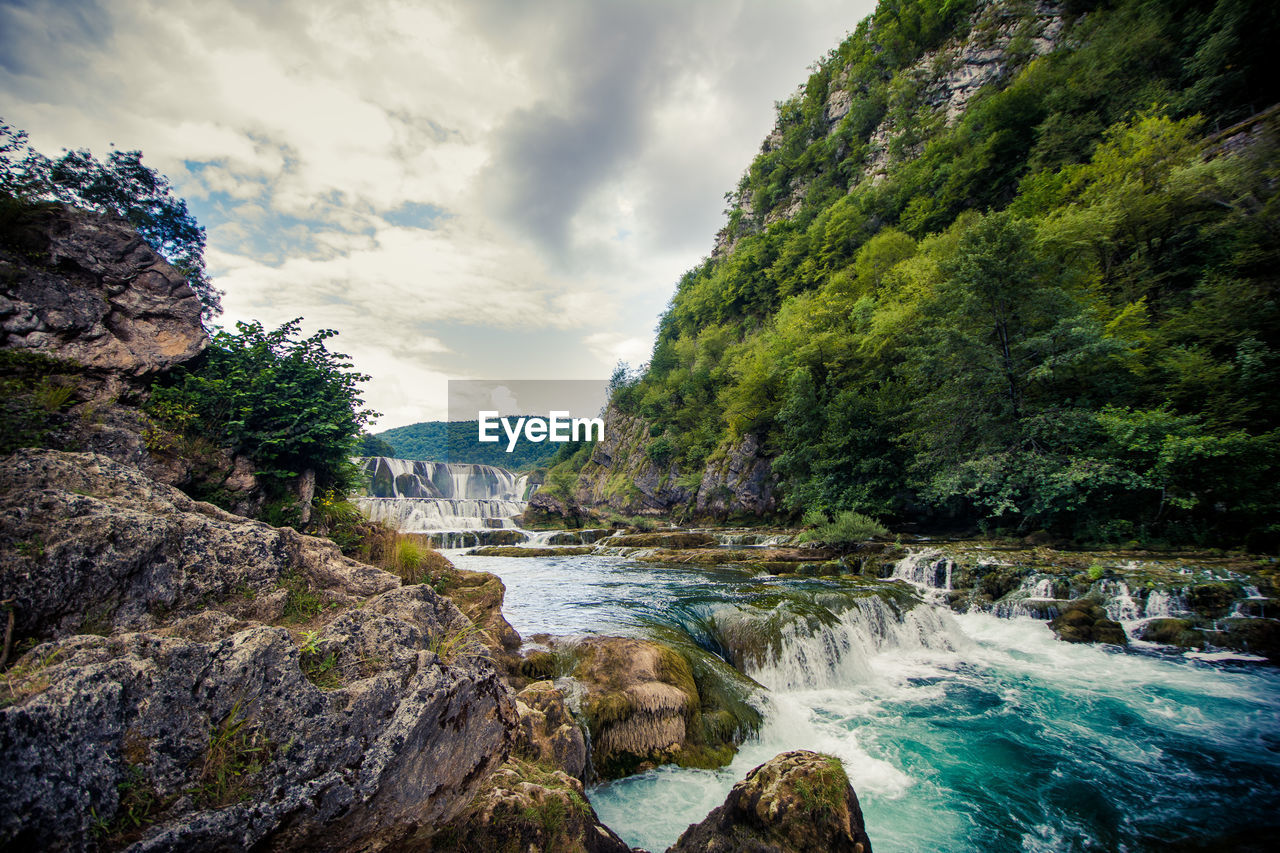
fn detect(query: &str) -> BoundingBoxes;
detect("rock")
[1207,617,1280,664]
[426,758,631,853]
[0,205,207,394]
[1048,599,1128,645]
[556,635,761,780]
[668,750,873,853]
[0,449,396,643]
[566,636,698,779]
[605,531,718,549]
[1136,618,1206,649]
[516,490,585,528]
[0,446,523,849]
[694,433,778,518]
[572,405,778,522]
[513,681,589,781]
[0,583,518,852]
[468,545,596,557]
[437,568,523,653]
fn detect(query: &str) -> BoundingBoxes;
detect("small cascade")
[991,574,1067,620]
[354,456,531,533]
[1098,580,1143,623]
[1143,589,1189,619]
[891,549,954,602]
[738,596,965,691]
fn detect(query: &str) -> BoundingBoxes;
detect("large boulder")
[513,681,589,782]
[668,750,873,853]
[0,448,520,850]
[1048,599,1128,645]
[557,635,760,780]
[0,449,395,642]
[0,205,207,392]
[425,758,631,853]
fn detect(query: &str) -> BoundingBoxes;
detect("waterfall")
[991,574,1067,620]
[741,597,965,691]
[354,456,532,533]
[892,549,953,588]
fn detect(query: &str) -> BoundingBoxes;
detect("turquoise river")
[452,550,1280,852]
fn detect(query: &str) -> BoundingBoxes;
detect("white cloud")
[1,0,876,429]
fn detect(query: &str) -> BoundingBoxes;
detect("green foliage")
[148,319,375,496]
[191,701,273,807]
[0,350,84,454]
[610,0,1280,547]
[1,120,221,318]
[355,432,397,457]
[278,572,326,624]
[372,420,562,470]
[797,511,890,546]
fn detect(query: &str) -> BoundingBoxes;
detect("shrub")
[797,510,889,547]
[801,508,828,528]
[147,319,376,497]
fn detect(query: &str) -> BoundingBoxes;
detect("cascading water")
[457,545,1280,851]
[354,456,533,532]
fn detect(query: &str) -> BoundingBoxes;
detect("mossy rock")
[1187,583,1238,619]
[606,532,718,549]
[1136,618,1206,649]
[1208,617,1280,663]
[468,545,595,557]
[519,651,558,680]
[1048,600,1128,646]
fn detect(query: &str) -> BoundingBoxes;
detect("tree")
[0,120,221,319]
[148,319,376,492]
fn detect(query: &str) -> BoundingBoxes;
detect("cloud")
[0,0,876,429]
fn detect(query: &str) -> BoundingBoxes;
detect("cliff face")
[568,1,1068,523]
[715,0,1064,255]
[573,406,777,519]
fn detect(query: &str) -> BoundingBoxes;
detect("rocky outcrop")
[555,635,761,780]
[693,433,777,517]
[0,449,395,643]
[436,568,523,655]
[0,205,207,395]
[573,406,778,521]
[714,0,1066,253]
[668,750,873,853]
[0,448,519,850]
[1048,599,1128,646]
[512,681,589,782]
[426,758,631,853]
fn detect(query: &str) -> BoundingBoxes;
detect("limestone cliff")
[572,405,777,520]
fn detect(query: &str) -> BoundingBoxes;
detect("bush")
[797,510,889,547]
[147,319,376,495]
[801,508,828,528]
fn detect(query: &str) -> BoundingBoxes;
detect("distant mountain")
[373,420,561,470]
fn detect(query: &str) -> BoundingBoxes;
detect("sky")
[1,0,876,429]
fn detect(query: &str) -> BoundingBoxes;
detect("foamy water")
[454,550,1280,852]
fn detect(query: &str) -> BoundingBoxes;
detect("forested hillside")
[582,0,1280,546]
[374,420,560,470]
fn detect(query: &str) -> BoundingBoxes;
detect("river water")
[454,551,1280,852]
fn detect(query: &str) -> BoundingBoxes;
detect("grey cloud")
[473,0,696,255]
